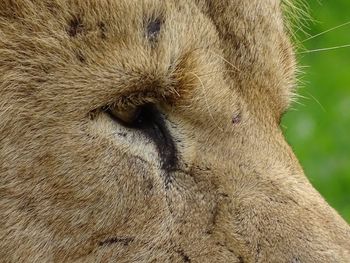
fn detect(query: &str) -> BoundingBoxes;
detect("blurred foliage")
[282,0,350,222]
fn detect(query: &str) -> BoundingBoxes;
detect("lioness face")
[0,0,349,262]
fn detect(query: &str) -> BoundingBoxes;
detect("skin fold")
[0,0,349,262]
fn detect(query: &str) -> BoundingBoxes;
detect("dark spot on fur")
[146,18,162,43]
[145,178,154,192]
[232,112,242,124]
[176,249,191,262]
[291,257,301,263]
[99,237,134,247]
[98,22,107,39]
[67,16,84,37]
[237,256,244,263]
[75,50,86,63]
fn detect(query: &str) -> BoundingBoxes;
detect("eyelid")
[106,106,141,125]
[111,88,175,111]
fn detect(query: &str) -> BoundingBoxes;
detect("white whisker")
[298,44,350,54]
[207,50,241,72]
[302,21,350,42]
[304,91,327,112]
[188,72,224,132]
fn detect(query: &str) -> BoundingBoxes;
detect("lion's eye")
[104,104,155,129]
[102,103,177,172]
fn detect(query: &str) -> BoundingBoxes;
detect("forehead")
[0,0,288,50]
[0,0,285,26]
[1,0,294,114]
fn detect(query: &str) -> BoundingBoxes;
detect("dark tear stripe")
[106,105,178,189]
[137,105,178,189]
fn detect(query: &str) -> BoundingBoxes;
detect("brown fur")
[0,0,349,262]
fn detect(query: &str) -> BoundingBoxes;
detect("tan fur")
[0,1,349,262]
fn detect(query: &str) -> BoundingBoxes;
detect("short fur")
[0,0,349,262]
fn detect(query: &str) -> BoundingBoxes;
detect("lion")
[0,0,349,262]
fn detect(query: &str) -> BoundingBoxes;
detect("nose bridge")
[200,132,350,262]
[199,111,350,261]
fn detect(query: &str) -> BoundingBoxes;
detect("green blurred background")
[282,0,350,222]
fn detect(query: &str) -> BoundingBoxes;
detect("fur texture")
[0,0,349,262]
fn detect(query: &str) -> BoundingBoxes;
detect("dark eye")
[104,104,155,129]
[103,103,178,173]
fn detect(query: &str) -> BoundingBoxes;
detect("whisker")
[188,72,224,132]
[197,69,238,78]
[290,94,306,106]
[302,21,350,42]
[298,44,350,54]
[304,91,327,112]
[207,50,241,72]
[193,47,241,73]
